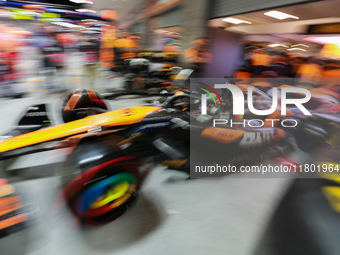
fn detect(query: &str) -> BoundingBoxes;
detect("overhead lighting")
[222,17,251,24]
[70,0,93,3]
[264,11,298,20]
[76,9,96,13]
[268,43,289,48]
[287,48,307,52]
[291,44,309,48]
[304,36,340,46]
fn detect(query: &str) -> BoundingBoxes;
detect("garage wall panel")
[210,0,316,19]
[160,6,182,27]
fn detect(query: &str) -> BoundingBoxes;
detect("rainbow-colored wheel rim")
[61,155,148,223]
[76,172,137,218]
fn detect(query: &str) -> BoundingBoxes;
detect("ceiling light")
[264,11,298,20]
[70,0,93,3]
[291,44,309,47]
[76,9,96,13]
[222,17,251,24]
[287,48,306,52]
[268,44,289,48]
[304,36,340,46]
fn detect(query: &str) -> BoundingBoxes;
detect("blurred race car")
[266,84,340,151]
[254,147,340,255]
[0,89,291,224]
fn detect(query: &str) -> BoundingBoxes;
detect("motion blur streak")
[1,0,340,255]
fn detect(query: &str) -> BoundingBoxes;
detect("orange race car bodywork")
[0,106,161,159]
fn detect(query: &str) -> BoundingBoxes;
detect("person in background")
[250,48,271,77]
[57,32,78,53]
[79,35,100,90]
[287,55,303,78]
[109,30,138,79]
[270,54,292,77]
[184,37,212,78]
[296,57,323,87]
[163,40,182,52]
[243,45,256,67]
[320,60,340,87]
[36,30,63,93]
[234,65,252,85]
[128,34,141,51]
[161,39,182,70]
[234,66,252,77]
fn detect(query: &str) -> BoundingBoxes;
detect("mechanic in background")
[184,37,212,78]
[79,35,100,90]
[250,48,271,77]
[128,34,141,51]
[321,60,340,86]
[109,30,138,79]
[296,57,323,87]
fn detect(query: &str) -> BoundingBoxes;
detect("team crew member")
[296,57,323,87]
[109,30,138,78]
[128,34,141,51]
[250,48,271,77]
[184,37,212,78]
[79,36,100,90]
[321,60,340,86]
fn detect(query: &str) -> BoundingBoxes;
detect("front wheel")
[60,139,147,224]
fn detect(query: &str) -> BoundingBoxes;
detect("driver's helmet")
[61,89,108,123]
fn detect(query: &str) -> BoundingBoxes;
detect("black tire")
[60,138,147,224]
[254,148,340,255]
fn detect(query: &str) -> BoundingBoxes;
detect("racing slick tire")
[254,148,340,255]
[59,138,147,224]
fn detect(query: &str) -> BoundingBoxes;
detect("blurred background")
[1,0,340,255]
[0,0,339,95]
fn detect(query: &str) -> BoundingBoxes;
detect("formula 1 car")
[0,89,292,224]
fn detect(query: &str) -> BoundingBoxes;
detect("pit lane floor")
[0,92,294,255]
